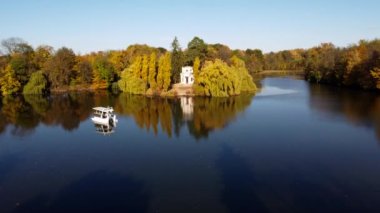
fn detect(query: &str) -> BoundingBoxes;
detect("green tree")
[171,37,184,83]
[23,71,48,94]
[93,55,115,87]
[7,42,34,86]
[185,37,207,65]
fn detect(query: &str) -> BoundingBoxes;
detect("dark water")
[1,77,380,213]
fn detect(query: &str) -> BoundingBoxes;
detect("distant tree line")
[263,39,380,90]
[304,40,380,90]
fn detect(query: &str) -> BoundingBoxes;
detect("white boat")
[91,107,118,126]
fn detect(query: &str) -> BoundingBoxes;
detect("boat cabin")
[93,107,115,118]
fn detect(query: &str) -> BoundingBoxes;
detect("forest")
[0,37,379,97]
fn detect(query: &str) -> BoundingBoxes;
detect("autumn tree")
[0,65,21,95]
[75,57,93,84]
[141,54,149,87]
[195,59,240,97]
[148,52,157,90]
[157,55,165,90]
[118,57,146,94]
[33,45,54,70]
[162,52,172,91]
[231,56,257,92]
[44,47,76,88]
[193,56,200,83]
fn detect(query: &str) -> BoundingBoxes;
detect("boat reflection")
[94,123,115,136]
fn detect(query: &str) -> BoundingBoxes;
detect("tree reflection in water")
[0,93,94,136]
[308,83,380,141]
[0,92,254,139]
[113,94,254,139]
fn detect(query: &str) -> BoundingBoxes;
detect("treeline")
[0,37,260,97]
[304,40,380,90]
[263,39,380,90]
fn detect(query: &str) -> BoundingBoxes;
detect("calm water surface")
[1,76,380,213]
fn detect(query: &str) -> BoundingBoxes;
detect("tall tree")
[141,54,149,87]
[148,52,157,90]
[163,52,172,91]
[171,37,184,83]
[157,55,165,90]
[193,56,200,83]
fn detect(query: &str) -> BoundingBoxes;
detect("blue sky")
[0,0,379,54]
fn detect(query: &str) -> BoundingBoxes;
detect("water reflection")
[308,84,380,141]
[181,97,194,121]
[13,170,150,213]
[0,93,254,140]
[0,94,93,136]
[94,123,115,135]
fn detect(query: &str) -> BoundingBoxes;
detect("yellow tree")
[134,56,143,79]
[231,56,256,92]
[371,68,380,89]
[195,59,239,97]
[118,57,146,94]
[157,55,165,90]
[141,55,149,87]
[148,52,157,90]
[163,52,172,91]
[193,56,200,83]
[0,65,21,96]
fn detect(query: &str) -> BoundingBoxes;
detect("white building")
[180,66,194,85]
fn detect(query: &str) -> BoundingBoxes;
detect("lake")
[1,76,380,213]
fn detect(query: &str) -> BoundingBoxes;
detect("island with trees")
[0,37,379,97]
